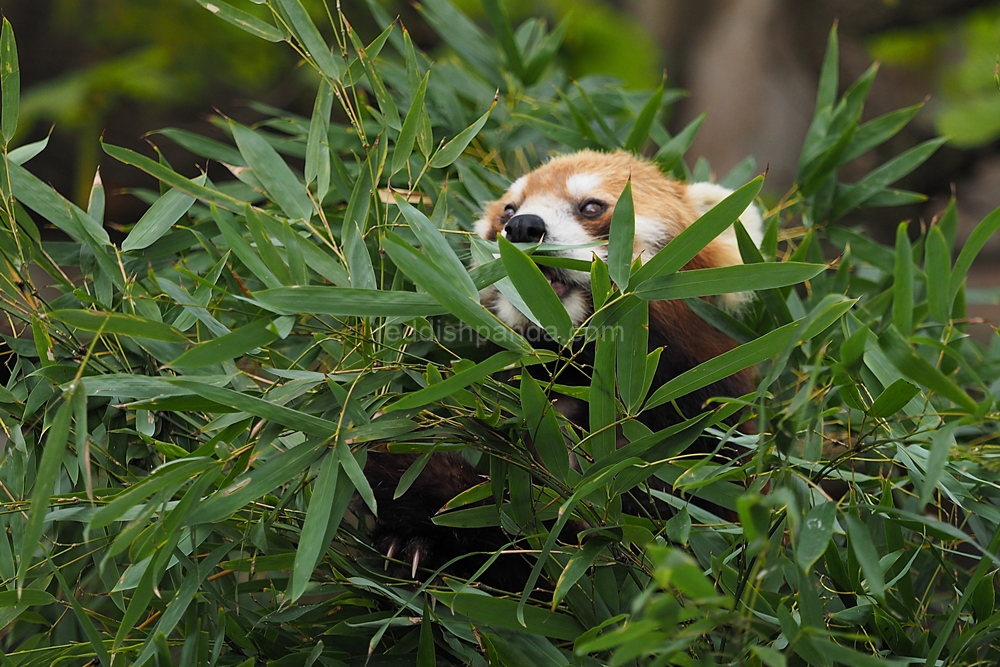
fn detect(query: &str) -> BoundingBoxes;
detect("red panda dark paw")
[374,531,435,579]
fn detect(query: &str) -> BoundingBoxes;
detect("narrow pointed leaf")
[634,262,825,300]
[1,19,19,143]
[608,180,634,290]
[197,0,284,41]
[274,0,343,81]
[428,97,496,168]
[230,120,313,220]
[497,235,573,344]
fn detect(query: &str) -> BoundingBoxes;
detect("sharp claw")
[384,539,399,571]
[411,547,421,578]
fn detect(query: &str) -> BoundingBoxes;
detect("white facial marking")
[566,173,602,200]
[474,217,494,240]
[507,176,527,202]
[633,215,669,259]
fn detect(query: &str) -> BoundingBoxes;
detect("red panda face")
[476,150,763,330]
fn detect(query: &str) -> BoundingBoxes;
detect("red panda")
[364,150,763,586]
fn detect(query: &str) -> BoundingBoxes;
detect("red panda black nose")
[504,214,546,243]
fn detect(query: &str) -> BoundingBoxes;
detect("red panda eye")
[501,204,517,222]
[579,199,606,218]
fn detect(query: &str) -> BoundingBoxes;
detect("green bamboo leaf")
[212,206,282,288]
[384,232,530,353]
[289,450,338,602]
[391,70,430,175]
[646,297,855,410]
[877,326,977,412]
[840,103,922,165]
[167,379,338,436]
[630,175,764,288]
[154,127,246,166]
[428,95,496,168]
[188,437,328,525]
[845,514,885,599]
[510,113,594,151]
[196,0,284,41]
[16,388,75,592]
[0,589,56,607]
[417,610,436,667]
[918,423,958,511]
[386,350,522,412]
[240,209,290,287]
[431,592,584,641]
[89,459,213,530]
[1,18,19,144]
[305,80,333,203]
[520,369,570,482]
[608,180,634,290]
[9,161,110,244]
[522,17,568,84]
[103,141,247,213]
[417,0,498,83]
[348,24,400,131]
[893,223,913,335]
[497,235,573,345]
[634,262,825,301]
[8,132,49,165]
[815,24,838,113]
[122,178,203,251]
[169,319,279,368]
[131,545,229,667]
[394,193,477,300]
[481,0,522,76]
[653,113,705,171]
[624,80,664,153]
[230,120,313,221]
[49,564,112,667]
[950,204,1000,303]
[393,451,432,500]
[49,310,187,342]
[796,502,836,573]
[87,168,105,224]
[925,226,950,323]
[830,138,945,220]
[552,538,611,609]
[273,0,343,81]
[253,285,446,317]
[870,378,920,418]
[336,434,376,514]
[589,326,617,461]
[617,299,648,414]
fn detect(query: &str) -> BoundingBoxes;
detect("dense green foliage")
[0,2,999,666]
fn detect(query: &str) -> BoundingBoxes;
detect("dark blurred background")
[2,0,999,318]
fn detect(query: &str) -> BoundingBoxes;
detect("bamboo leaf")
[624,80,663,153]
[289,449,338,602]
[428,96,496,168]
[230,120,313,221]
[1,18,19,144]
[893,223,913,335]
[196,0,284,41]
[49,310,188,342]
[274,0,343,81]
[608,180,634,290]
[630,175,764,287]
[253,285,446,317]
[16,389,75,592]
[392,70,430,175]
[386,350,523,412]
[497,235,573,345]
[634,262,825,301]
[122,179,201,251]
[169,319,279,368]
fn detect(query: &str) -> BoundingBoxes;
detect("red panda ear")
[686,182,764,247]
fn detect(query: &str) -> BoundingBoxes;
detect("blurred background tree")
[2,0,1000,312]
